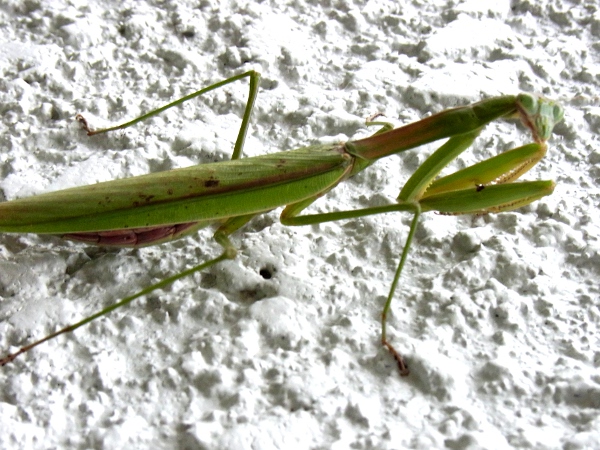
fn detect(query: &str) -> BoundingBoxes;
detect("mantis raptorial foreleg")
[280,129,556,374]
[0,71,563,376]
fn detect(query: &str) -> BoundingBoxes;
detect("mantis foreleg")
[282,125,559,375]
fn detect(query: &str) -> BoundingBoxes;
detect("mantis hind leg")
[0,214,256,365]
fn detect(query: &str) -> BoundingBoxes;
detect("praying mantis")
[0,70,564,375]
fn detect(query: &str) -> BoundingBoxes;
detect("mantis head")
[515,93,564,143]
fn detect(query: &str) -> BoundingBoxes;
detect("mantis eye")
[553,103,565,123]
[516,93,537,115]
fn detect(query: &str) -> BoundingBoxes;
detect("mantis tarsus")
[0,71,564,375]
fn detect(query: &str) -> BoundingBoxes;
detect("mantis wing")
[0,144,352,234]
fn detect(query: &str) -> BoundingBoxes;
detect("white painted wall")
[0,0,598,448]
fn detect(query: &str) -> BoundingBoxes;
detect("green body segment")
[419,180,556,214]
[346,95,519,161]
[397,132,478,203]
[0,144,352,234]
[423,143,547,197]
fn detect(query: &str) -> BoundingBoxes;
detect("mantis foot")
[383,339,410,376]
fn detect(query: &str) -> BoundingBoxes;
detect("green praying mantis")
[0,71,564,375]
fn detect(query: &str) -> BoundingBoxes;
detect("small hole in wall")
[259,268,273,279]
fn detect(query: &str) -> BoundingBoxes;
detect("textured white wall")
[0,0,598,448]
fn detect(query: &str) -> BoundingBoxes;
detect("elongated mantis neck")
[345,95,519,161]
